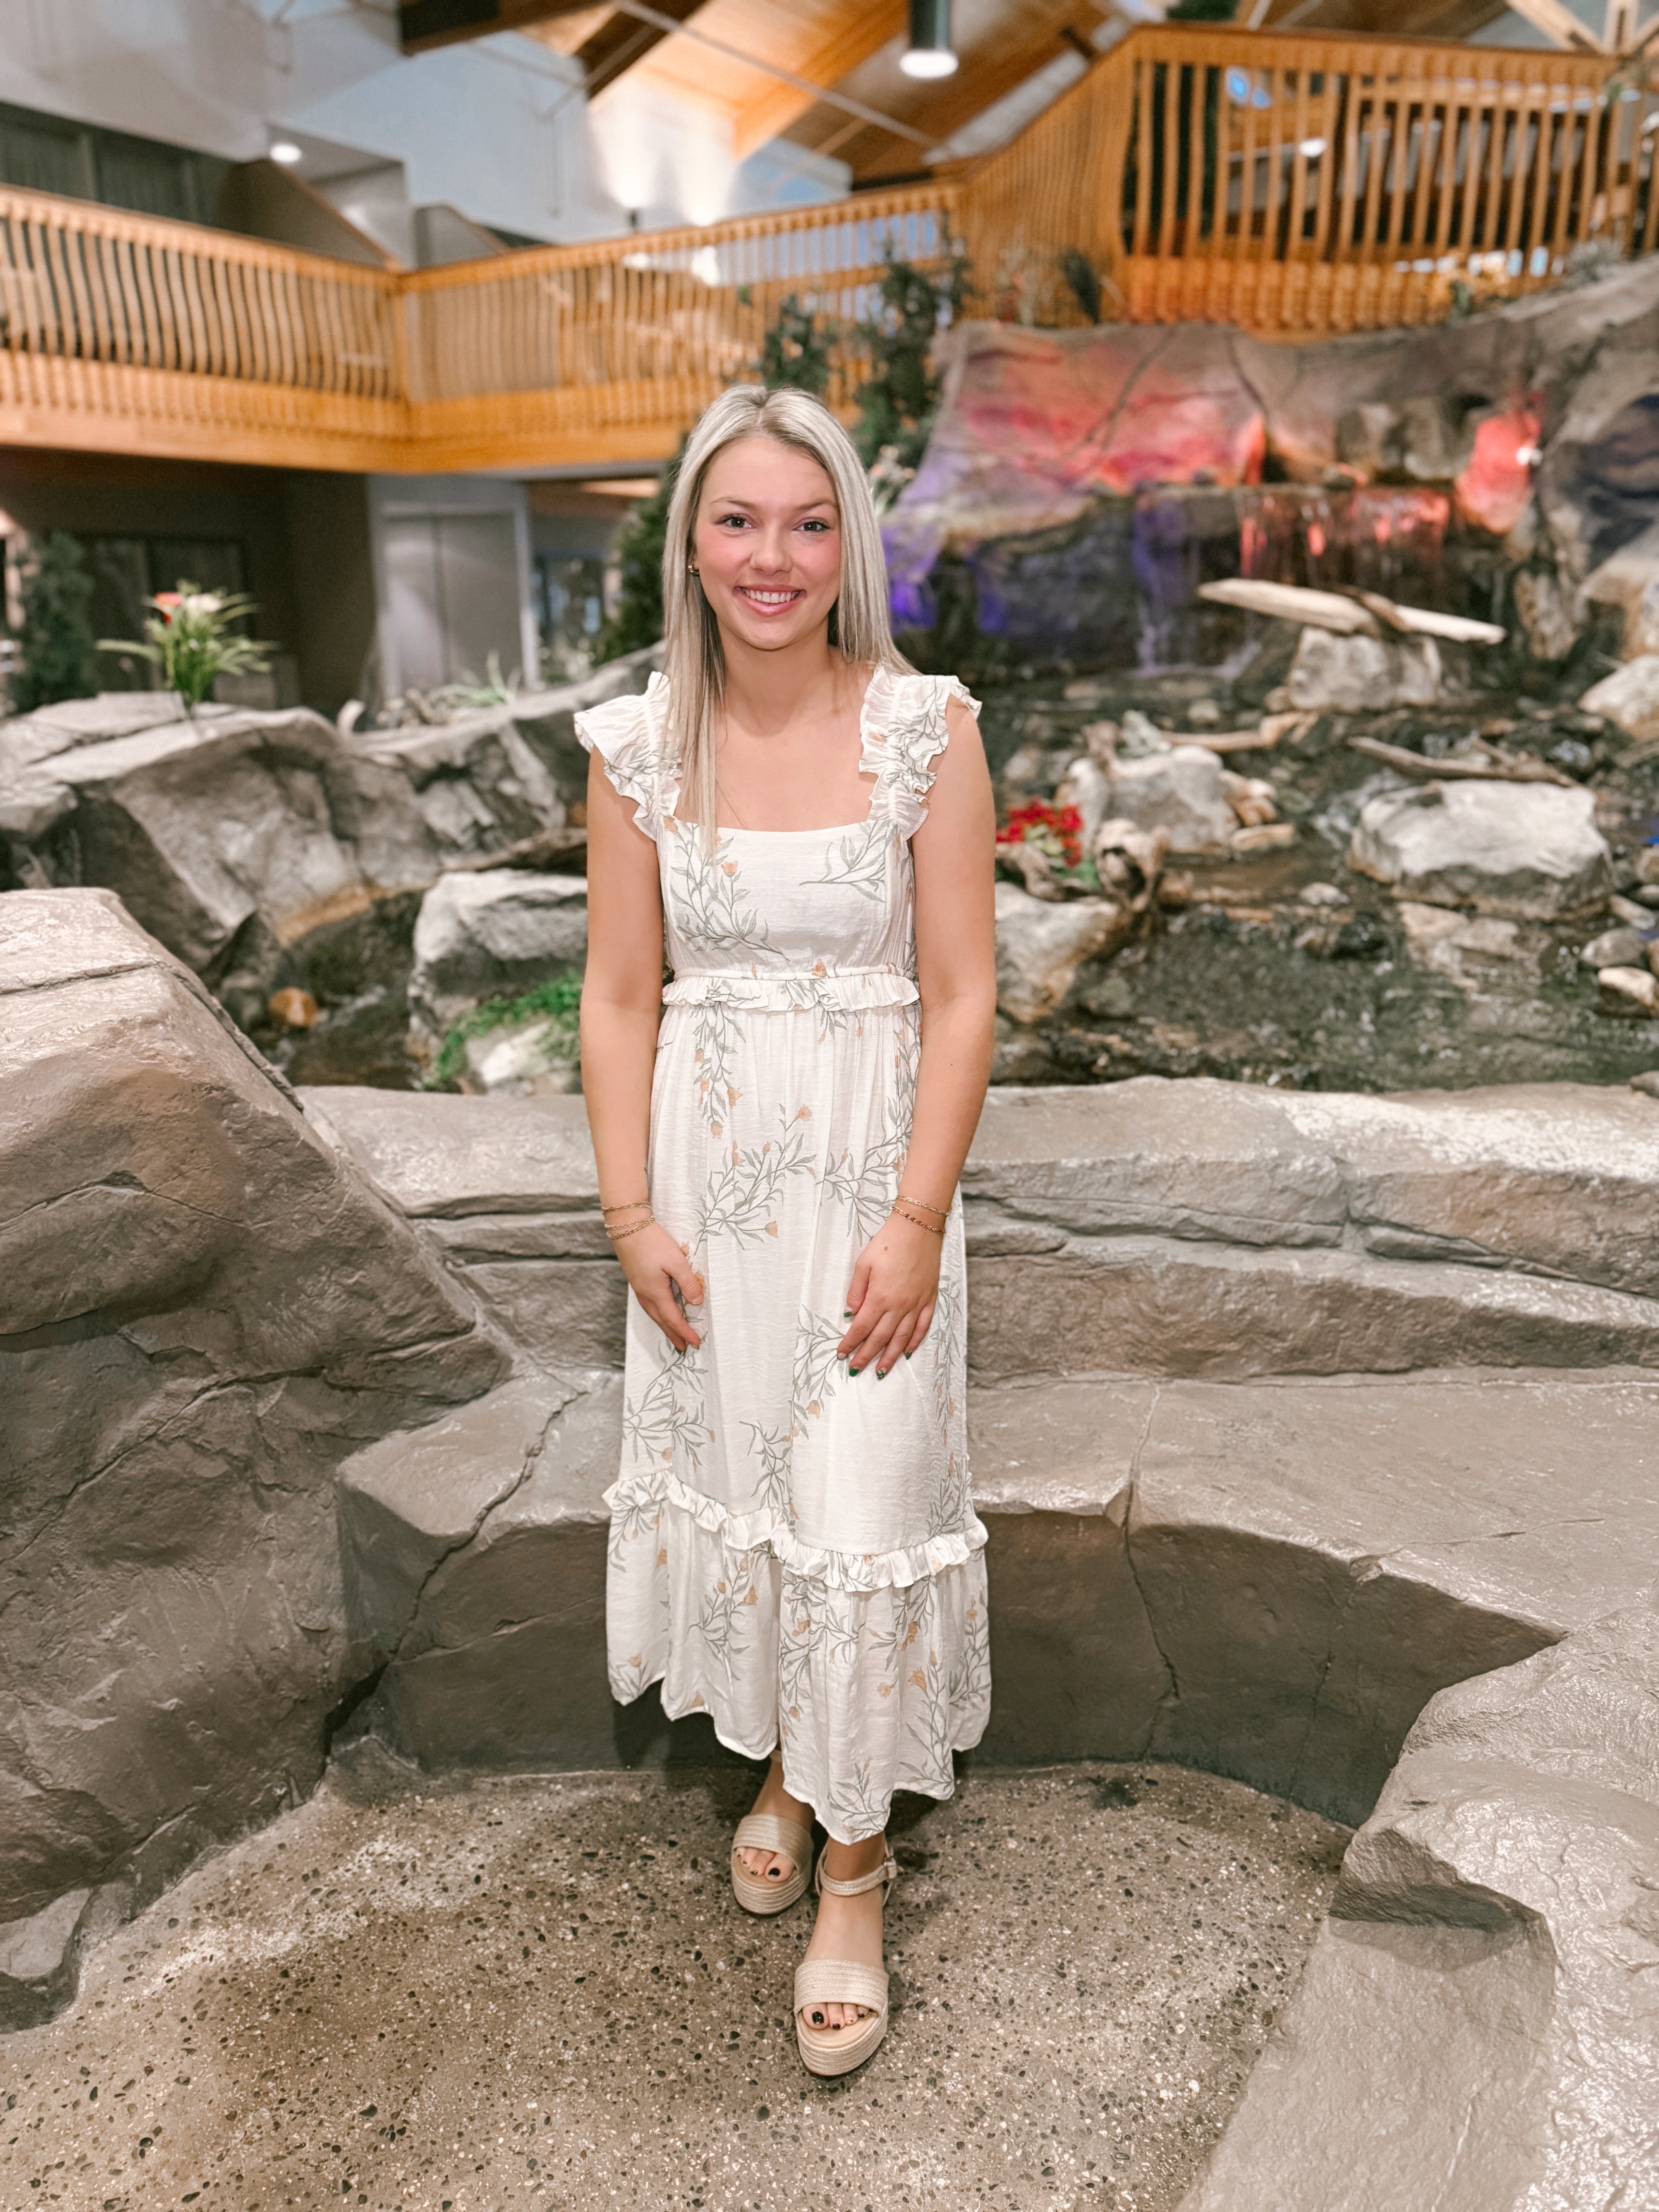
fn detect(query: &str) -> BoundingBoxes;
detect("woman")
[577,384,995,2077]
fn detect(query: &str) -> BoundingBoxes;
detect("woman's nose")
[747,529,792,572]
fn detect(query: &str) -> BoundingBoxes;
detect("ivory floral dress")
[577,665,991,1844]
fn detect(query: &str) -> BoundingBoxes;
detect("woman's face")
[691,434,843,655]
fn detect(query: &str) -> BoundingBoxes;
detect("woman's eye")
[800,519,831,534]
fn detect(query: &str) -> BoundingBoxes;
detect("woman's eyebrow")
[706,497,838,517]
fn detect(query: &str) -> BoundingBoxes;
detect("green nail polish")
[848,1364,860,1376]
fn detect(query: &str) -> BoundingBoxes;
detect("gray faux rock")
[407,867,587,1054]
[1285,628,1442,711]
[1103,745,1237,853]
[1181,1607,1659,2211]
[993,880,1132,1024]
[0,888,505,2009]
[303,1088,619,1365]
[1580,650,1659,738]
[1598,963,1659,1016]
[1580,924,1649,969]
[339,1370,624,1767]
[1348,779,1613,917]
[330,1355,1659,1832]
[0,704,455,991]
[454,1016,582,1097]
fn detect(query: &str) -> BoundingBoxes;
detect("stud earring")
[687,561,700,577]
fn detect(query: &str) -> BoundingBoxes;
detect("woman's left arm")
[840,695,997,1376]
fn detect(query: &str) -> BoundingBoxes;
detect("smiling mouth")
[735,586,804,610]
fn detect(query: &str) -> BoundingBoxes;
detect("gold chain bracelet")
[891,1200,945,1236]
[601,1198,652,1217]
[606,1214,656,1241]
[896,1190,950,1220]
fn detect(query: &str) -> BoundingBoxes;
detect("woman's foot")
[799,1833,889,2033]
[735,1753,811,1887]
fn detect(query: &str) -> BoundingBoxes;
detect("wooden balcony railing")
[3,26,1656,473]
[402,190,956,469]
[1000,21,1659,334]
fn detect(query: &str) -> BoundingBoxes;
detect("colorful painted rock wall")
[886,258,1659,670]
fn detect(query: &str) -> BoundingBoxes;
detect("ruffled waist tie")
[604,1468,988,1593]
[661,966,919,1012]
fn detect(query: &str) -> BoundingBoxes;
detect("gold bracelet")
[897,1191,950,1219]
[601,1197,652,1217]
[606,1215,656,1241]
[891,1200,945,1236]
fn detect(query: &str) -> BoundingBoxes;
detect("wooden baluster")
[1642,91,1659,254]
[1309,49,1343,282]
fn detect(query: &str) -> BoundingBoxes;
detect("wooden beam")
[399,0,609,57]
[1501,0,1606,48]
[575,0,705,96]
[729,5,907,162]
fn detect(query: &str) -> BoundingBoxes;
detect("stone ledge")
[303,1079,1659,1382]
[337,1366,1659,1829]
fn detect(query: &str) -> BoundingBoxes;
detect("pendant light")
[900,0,958,79]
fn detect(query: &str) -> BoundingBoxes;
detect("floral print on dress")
[578,666,987,1845]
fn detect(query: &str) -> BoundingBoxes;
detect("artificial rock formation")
[406,867,587,1092]
[886,254,1659,672]
[302,1080,1659,1813]
[0,889,506,2027]
[12,964,1659,2191]
[1347,779,1613,919]
[993,882,1134,1023]
[0,648,656,1017]
[1181,1607,1659,2212]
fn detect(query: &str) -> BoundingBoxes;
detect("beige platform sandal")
[793,1842,898,2078]
[729,1812,812,1915]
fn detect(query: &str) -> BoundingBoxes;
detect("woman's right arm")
[579,750,705,1352]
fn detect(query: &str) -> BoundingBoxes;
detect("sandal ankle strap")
[814,1844,897,1899]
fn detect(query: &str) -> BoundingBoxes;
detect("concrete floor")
[6,1754,1348,2212]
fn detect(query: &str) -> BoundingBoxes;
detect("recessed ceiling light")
[901,0,958,80]
[269,141,303,166]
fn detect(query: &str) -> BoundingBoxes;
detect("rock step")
[306,1079,1659,1381]
[966,1234,1659,1378]
[337,1365,1659,1831]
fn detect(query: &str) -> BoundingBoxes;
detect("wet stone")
[4,1759,1347,2212]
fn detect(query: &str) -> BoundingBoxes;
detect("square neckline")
[702,668,883,840]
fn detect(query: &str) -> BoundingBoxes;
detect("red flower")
[996,800,1083,868]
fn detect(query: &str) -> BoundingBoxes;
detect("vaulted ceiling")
[399,0,1590,191]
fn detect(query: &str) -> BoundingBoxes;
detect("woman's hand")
[838,1211,942,1377]
[615,1223,705,1353]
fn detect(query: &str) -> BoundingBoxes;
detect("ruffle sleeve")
[575,672,675,842]
[861,668,981,842]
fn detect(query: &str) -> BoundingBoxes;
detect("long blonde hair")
[661,385,911,839]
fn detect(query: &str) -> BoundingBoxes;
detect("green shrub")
[851,253,973,473]
[429,972,582,1091]
[12,531,97,713]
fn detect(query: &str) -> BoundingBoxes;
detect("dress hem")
[608,1663,991,1845]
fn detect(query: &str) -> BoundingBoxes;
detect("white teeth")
[744,590,796,603]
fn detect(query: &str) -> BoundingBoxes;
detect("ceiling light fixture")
[269,140,303,165]
[901,0,958,79]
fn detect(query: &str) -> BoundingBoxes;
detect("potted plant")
[101,583,275,715]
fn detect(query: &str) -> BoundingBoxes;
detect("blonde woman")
[577,385,995,2077]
